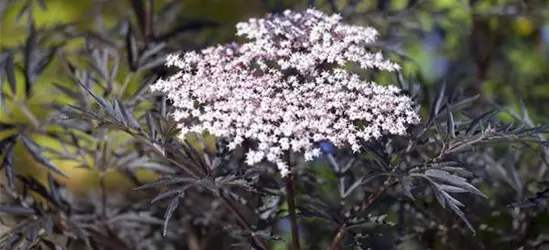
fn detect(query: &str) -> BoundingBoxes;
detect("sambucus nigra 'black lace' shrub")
[2,1,549,250]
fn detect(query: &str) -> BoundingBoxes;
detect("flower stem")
[285,173,301,250]
[220,195,269,250]
[328,177,396,250]
[99,172,107,217]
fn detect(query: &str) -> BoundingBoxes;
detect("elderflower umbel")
[151,8,420,177]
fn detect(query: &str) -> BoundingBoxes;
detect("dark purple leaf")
[126,22,139,71]
[428,80,446,125]
[447,104,455,137]
[163,197,180,236]
[0,205,35,216]
[4,51,16,94]
[20,135,67,177]
[466,109,498,136]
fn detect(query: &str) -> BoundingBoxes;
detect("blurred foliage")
[2,0,549,250]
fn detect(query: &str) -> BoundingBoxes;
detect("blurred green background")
[4,0,549,120]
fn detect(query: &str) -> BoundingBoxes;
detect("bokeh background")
[3,0,549,249]
[4,0,549,127]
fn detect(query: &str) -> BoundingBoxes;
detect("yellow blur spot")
[514,17,534,36]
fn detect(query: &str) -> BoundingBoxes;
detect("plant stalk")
[285,173,301,250]
[220,193,270,250]
[328,177,396,250]
[99,172,107,217]
[285,150,301,250]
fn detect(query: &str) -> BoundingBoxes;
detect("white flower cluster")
[151,9,420,176]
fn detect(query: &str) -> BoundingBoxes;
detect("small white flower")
[277,161,290,177]
[279,138,290,150]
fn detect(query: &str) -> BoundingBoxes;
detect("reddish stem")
[328,177,396,250]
